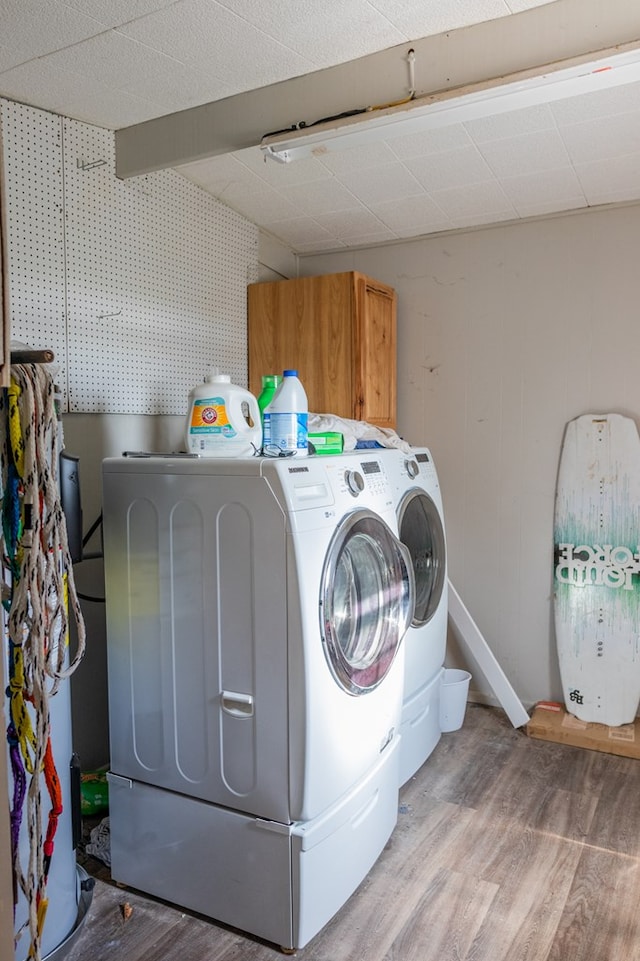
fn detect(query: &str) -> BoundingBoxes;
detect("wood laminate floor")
[65,705,640,961]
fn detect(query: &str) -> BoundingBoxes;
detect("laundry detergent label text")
[555,544,640,590]
[189,397,235,436]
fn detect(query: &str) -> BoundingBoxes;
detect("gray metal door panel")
[103,469,290,821]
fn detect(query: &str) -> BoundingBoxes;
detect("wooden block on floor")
[526,701,640,759]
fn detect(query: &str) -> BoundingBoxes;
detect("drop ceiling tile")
[430,180,515,219]
[371,194,449,231]
[295,239,348,253]
[341,228,399,246]
[234,147,332,187]
[0,0,104,70]
[463,103,555,142]
[405,146,494,191]
[506,0,560,11]
[0,59,158,128]
[394,220,451,239]
[118,0,314,90]
[0,0,632,256]
[389,123,472,160]
[177,152,259,192]
[182,153,250,180]
[219,180,300,222]
[278,178,361,216]
[317,141,400,176]
[447,208,517,229]
[338,163,423,206]
[560,111,640,164]
[42,31,233,110]
[217,0,407,67]
[61,0,176,28]
[314,207,387,239]
[477,128,569,177]
[367,0,510,37]
[500,166,585,209]
[261,217,335,246]
[551,80,640,126]
[575,152,640,206]
[512,197,587,219]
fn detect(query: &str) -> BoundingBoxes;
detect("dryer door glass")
[398,490,446,627]
[320,510,414,694]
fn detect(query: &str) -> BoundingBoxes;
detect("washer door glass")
[398,490,446,628]
[320,509,414,694]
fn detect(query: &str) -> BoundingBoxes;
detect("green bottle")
[258,374,282,428]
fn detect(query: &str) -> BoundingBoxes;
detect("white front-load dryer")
[379,447,448,786]
[103,451,414,950]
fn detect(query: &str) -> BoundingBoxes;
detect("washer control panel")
[296,454,394,519]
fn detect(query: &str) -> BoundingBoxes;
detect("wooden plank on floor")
[546,846,640,961]
[382,867,498,961]
[63,880,192,961]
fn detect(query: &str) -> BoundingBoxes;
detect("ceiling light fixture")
[261,45,640,164]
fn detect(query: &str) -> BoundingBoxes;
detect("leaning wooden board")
[554,413,640,726]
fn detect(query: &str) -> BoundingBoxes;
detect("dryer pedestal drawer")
[108,738,399,950]
[399,667,443,787]
[107,773,293,947]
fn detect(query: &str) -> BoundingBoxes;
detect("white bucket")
[439,669,472,732]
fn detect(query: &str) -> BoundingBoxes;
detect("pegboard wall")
[1,99,259,414]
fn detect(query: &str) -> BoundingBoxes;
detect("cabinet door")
[248,274,353,417]
[353,275,397,429]
[248,271,396,427]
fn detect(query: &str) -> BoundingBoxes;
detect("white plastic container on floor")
[185,370,261,457]
[263,370,308,457]
[439,669,472,732]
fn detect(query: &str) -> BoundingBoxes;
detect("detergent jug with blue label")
[185,370,261,457]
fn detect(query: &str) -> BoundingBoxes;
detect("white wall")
[300,203,640,709]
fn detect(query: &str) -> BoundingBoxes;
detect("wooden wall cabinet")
[248,271,397,429]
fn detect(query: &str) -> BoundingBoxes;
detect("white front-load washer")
[378,447,448,786]
[102,452,414,950]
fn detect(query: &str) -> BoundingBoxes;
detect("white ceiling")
[2,0,640,253]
